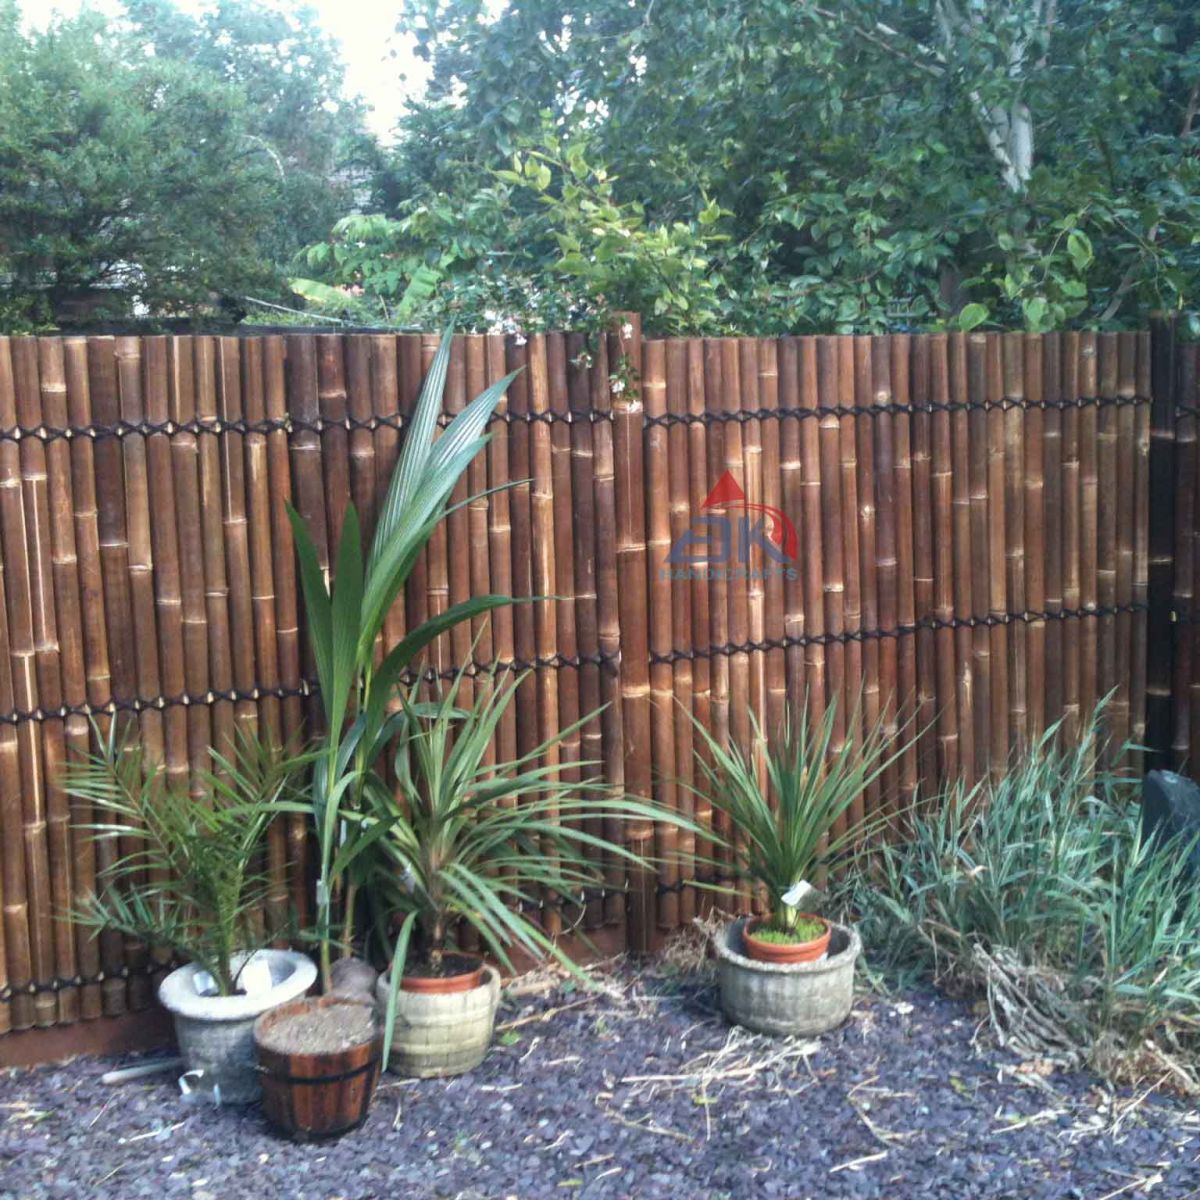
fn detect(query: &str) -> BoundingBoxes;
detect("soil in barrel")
[256,1003,377,1056]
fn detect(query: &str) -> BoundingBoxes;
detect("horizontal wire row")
[0,650,620,728]
[0,392,1149,446]
[649,603,1148,666]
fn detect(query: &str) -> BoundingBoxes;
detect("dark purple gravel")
[2,969,1198,1200]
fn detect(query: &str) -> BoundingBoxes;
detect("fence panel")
[0,328,1157,1042]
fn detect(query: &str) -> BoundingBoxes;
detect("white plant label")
[781,880,813,908]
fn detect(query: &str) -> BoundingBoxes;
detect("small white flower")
[621,322,634,338]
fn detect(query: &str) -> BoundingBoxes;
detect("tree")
[0,0,376,330]
[310,0,1200,334]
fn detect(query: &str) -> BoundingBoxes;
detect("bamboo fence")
[0,327,1171,1042]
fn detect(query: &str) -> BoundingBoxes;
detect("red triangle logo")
[702,470,745,509]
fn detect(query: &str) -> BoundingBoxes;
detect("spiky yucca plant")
[66,726,299,996]
[363,668,694,1060]
[688,700,908,937]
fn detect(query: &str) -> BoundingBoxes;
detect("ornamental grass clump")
[853,712,1200,1089]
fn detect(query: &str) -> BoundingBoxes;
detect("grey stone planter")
[717,917,860,1037]
[158,950,316,1104]
[376,966,501,1078]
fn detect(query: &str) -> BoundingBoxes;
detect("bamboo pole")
[870,337,899,814]
[1061,334,1082,742]
[264,336,308,922]
[758,338,787,747]
[928,336,960,784]
[547,334,580,922]
[610,314,653,952]
[525,335,559,934]
[969,331,998,777]
[1097,334,1120,740]
[836,338,863,825]
[485,335,517,769]
[1146,317,1178,767]
[216,338,258,745]
[815,339,846,787]
[62,338,107,1022]
[909,336,940,793]
[1023,335,1046,742]
[15,339,77,1023]
[423,335,456,679]
[240,338,287,930]
[1078,333,1100,728]
[317,336,350,567]
[721,339,750,780]
[1174,345,1196,768]
[665,337,695,923]
[65,337,120,1012]
[505,335,539,788]
[792,339,825,737]
[590,331,626,930]
[853,338,880,821]
[687,339,715,902]
[642,339,677,930]
[1042,335,1064,731]
[566,334,602,926]
[1114,333,1138,751]
[345,337,379,545]
[704,340,731,881]
[890,335,919,809]
[116,337,163,1007]
[142,338,188,806]
[0,339,44,1029]
[951,335,980,785]
[195,338,236,764]
[88,337,138,1015]
[1002,333,1028,754]
[167,338,213,800]
[1132,331,1151,762]
[287,335,329,738]
[372,335,406,663]
[445,336,474,708]
[466,335,495,772]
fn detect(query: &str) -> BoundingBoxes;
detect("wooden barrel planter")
[254,995,382,1140]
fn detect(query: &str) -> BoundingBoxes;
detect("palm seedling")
[66,725,300,996]
[287,329,517,989]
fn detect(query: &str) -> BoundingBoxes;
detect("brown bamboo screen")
[0,328,1166,1041]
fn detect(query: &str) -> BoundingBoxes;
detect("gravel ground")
[2,962,1199,1200]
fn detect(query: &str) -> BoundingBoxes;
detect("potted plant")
[688,701,905,1036]
[67,727,315,1104]
[253,329,518,1138]
[367,668,684,1078]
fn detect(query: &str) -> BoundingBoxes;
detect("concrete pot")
[158,950,316,1104]
[376,965,501,1078]
[717,917,860,1037]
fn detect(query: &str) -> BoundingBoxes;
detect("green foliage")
[285,329,516,989]
[366,669,696,1065]
[852,714,1200,1084]
[65,725,300,997]
[0,0,374,330]
[687,699,906,935]
[750,918,827,944]
[312,0,1200,335]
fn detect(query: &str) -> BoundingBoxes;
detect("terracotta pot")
[742,915,831,964]
[401,955,484,995]
[254,995,382,1141]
